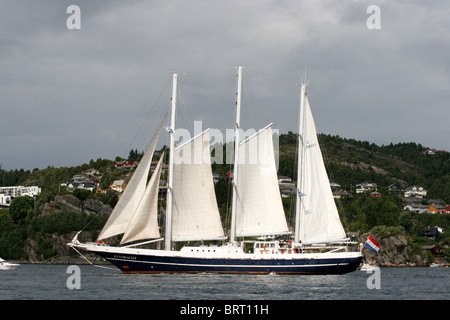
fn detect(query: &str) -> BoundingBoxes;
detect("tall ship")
[68,67,362,274]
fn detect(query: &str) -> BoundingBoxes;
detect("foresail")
[235,125,289,237]
[171,129,226,241]
[97,116,166,241]
[298,96,346,243]
[120,153,164,244]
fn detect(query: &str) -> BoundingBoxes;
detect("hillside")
[0,133,449,264]
[276,133,450,202]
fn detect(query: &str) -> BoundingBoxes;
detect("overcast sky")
[1,0,449,170]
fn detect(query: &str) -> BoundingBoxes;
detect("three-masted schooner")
[68,67,362,274]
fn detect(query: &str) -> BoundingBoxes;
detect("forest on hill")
[0,133,449,262]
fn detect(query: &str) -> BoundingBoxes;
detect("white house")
[0,194,11,207]
[404,185,427,198]
[0,186,41,198]
[278,176,292,184]
[356,182,377,194]
[0,186,41,207]
[403,204,429,214]
[329,181,341,188]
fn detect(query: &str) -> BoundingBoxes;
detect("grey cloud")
[0,0,449,170]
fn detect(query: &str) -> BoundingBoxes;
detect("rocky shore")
[360,234,429,267]
[40,194,112,216]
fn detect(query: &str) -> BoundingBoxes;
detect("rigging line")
[245,67,299,87]
[175,66,237,79]
[177,86,194,136]
[273,124,298,137]
[78,76,172,233]
[242,77,259,132]
[70,245,118,271]
[317,133,349,229]
[272,123,298,221]
[122,76,172,159]
[224,159,234,231]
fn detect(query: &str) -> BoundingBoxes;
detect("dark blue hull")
[94,250,362,275]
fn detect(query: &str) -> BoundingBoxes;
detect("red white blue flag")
[365,235,380,253]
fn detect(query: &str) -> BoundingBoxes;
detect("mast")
[294,80,307,244]
[230,66,243,243]
[165,72,178,251]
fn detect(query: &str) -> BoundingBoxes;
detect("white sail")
[298,96,346,243]
[235,125,289,237]
[120,153,164,244]
[97,117,166,241]
[171,129,226,242]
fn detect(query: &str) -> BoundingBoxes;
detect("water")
[1,264,448,301]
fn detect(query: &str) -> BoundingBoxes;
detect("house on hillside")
[333,189,350,199]
[68,182,95,192]
[150,161,168,173]
[0,186,41,202]
[278,176,292,184]
[422,149,449,155]
[82,168,100,176]
[66,174,97,192]
[329,181,341,188]
[110,180,126,192]
[404,185,427,198]
[356,182,377,194]
[370,191,382,198]
[212,172,220,183]
[424,227,439,239]
[429,205,446,214]
[115,160,138,170]
[70,174,91,183]
[403,204,429,213]
[422,245,443,259]
[278,176,295,197]
[387,184,402,193]
[0,194,11,207]
[280,184,296,198]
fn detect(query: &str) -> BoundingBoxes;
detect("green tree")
[9,196,35,224]
[398,211,413,233]
[73,188,92,201]
[128,149,144,162]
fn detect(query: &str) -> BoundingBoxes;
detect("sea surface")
[1,264,448,301]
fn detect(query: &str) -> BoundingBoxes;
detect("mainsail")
[235,125,289,237]
[298,96,346,244]
[97,117,166,241]
[171,129,226,241]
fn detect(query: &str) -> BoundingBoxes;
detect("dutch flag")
[365,235,381,253]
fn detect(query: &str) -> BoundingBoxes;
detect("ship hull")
[77,244,362,275]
